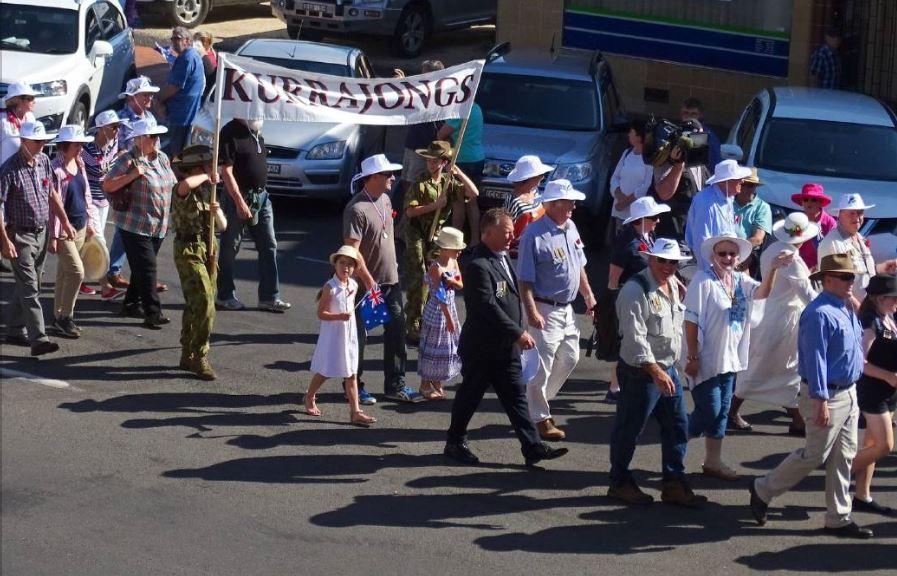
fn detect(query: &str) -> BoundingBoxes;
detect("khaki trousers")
[755,383,859,528]
[53,227,86,319]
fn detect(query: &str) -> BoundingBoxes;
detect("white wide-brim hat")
[329,244,360,266]
[351,154,403,185]
[93,110,122,129]
[700,232,753,264]
[507,155,553,183]
[829,192,875,213]
[130,117,168,137]
[80,235,110,282]
[541,178,585,203]
[622,196,671,225]
[3,81,39,106]
[53,124,94,144]
[772,212,820,244]
[119,76,160,99]
[435,226,466,250]
[705,159,753,185]
[638,237,692,261]
[18,121,55,141]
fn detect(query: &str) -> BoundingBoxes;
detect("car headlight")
[189,125,215,147]
[552,161,592,183]
[31,80,67,97]
[306,141,346,160]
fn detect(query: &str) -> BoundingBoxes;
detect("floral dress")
[418,262,462,381]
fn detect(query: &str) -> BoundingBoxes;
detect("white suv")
[0,0,136,131]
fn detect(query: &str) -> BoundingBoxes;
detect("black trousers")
[354,283,407,393]
[447,353,541,455]
[119,229,164,317]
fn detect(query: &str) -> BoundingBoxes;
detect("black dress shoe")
[121,304,144,319]
[4,332,29,347]
[823,522,873,539]
[748,479,768,526]
[30,340,60,357]
[444,441,479,465]
[852,497,895,517]
[143,314,171,329]
[524,443,569,467]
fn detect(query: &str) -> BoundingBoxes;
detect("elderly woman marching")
[170,145,221,380]
[0,81,39,166]
[728,213,820,434]
[683,231,793,480]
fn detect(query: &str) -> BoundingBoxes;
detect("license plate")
[481,187,509,200]
[267,163,281,175]
[303,2,331,14]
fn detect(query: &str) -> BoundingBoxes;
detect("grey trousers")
[755,383,859,528]
[7,229,50,343]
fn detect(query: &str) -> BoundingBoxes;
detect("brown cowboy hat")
[172,144,214,169]
[809,253,861,281]
[415,140,453,160]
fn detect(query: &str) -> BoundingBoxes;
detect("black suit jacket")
[458,243,525,361]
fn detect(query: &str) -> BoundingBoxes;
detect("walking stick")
[426,115,470,244]
[207,54,227,276]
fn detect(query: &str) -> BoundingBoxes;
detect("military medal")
[382,230,389,240]
[364,189,390,241]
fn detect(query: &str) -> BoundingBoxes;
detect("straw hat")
[330,244,360,266]
[415,140,452,159]
[622,196,671,225]
[810,253,861,281]
[700,232,753,264]
[79,236,110,282]
[743,167,763,186]
[705,159,752,185]
[541,179,585,203]
[639,237,691,261]
[507,155,553,183]
[772,212,819,245]
[434,226,466,251]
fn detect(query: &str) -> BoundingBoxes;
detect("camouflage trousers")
[404,232,436,339]
[174,237,217,359]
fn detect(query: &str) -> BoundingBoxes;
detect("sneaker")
[31,340,60,356]
[259,299,291,313]
[383,386,425,403]
[108,273,129,289]
[52,317,80,339]
[79,283,97,295]
[101,286,125,300]
[216,297,246,311]
[357,388,377,406]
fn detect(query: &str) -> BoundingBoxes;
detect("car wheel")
[392,4,430,58]
[170,0,210,28]
[68,99,89,131]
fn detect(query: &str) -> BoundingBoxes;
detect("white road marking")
[295,256,330,265]
[0,367,73,389]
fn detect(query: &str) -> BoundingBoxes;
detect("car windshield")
[477,73,599,131]
[242,55,351,77]
[757,118,897,181]
[0,5,78,55]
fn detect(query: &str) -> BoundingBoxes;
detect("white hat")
[434,226,466,250]
[830,192,875,212]
[700,231,753,265]
[506,155,553,183]
[79,235,110,282]
[53,124,94,144]
[772,212,820,245]
[3,81,38,105]
[93,110,122,129]
[540,179,585,203]
[639,237,691,261]
[18,121,55,141]
[705,159,753,185]
[351,154,402,185]
[622,196,671,225]
[118,76,160,99]
[130,116,168,137]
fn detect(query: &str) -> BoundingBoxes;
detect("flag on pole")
[360,287,391,331]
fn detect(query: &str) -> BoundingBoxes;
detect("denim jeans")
[107,227,128,277]
[354,283,407,393]
[688,372,735,439]
[609,361,689,485]
[217,191,280,303]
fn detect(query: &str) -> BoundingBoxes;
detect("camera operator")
[650,141,707,239]
[680,98,721,171]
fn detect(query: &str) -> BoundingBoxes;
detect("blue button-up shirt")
[685,184,736,270]
[516,215,587,303]
[798,291,864,400]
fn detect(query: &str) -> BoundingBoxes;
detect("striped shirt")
[108,148,177,238]
[81,138,119,206]
[0,150,55,230]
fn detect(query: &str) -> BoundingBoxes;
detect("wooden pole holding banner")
[426,112,471,244]
[207,52,227,276]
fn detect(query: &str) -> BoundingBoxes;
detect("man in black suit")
[445,208,569,467]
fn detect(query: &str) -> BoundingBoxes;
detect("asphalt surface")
[2,199,895,575]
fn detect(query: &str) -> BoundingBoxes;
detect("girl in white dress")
[305,245,376,427]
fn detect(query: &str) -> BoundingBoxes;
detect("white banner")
[214,53,485,126]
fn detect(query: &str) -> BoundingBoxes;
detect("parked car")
[190,38,381,202]
[137,0,264,28]
[721,87,897,259]
[476,49,628,220]
[271,0,496,58]
[0,0,136,131]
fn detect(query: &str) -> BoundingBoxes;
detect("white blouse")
[817,227,876,301]
[610,148,654,221]
[0,111,37,167]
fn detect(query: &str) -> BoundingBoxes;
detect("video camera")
[642,117,710,168]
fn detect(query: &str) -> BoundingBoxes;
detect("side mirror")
[721,143,744,162]
[91,40,114,64]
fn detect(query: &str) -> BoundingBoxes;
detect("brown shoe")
[607,479,654,505]
[537,418,565,441]
[179,352,193,371]
[191,356,217,381]
[108,274,129,289]
[661,479,708,508]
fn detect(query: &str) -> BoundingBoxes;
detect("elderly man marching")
[749,253,873,539]
[517,179,597,441]
[610,238,707,506]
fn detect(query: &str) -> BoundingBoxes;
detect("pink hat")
[791,183,832,207]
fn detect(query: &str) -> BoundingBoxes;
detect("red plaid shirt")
[0,151,55,230]
[107,147,177,238]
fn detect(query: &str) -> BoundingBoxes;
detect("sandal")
[350,411,376,427]
[419,382,441,401]
[432,382,446,400]
[702,463,739,482]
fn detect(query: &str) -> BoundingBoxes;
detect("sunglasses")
[828,273,856,282]
[642,215,659,221]
[803,198,821,204]
[715,251,738,258]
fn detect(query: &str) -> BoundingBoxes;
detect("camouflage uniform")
[403,172,463,339]
[171,180,217,363]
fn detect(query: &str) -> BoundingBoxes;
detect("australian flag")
[360,287,391,331]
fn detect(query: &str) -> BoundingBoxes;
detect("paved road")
[2,199,894,575]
